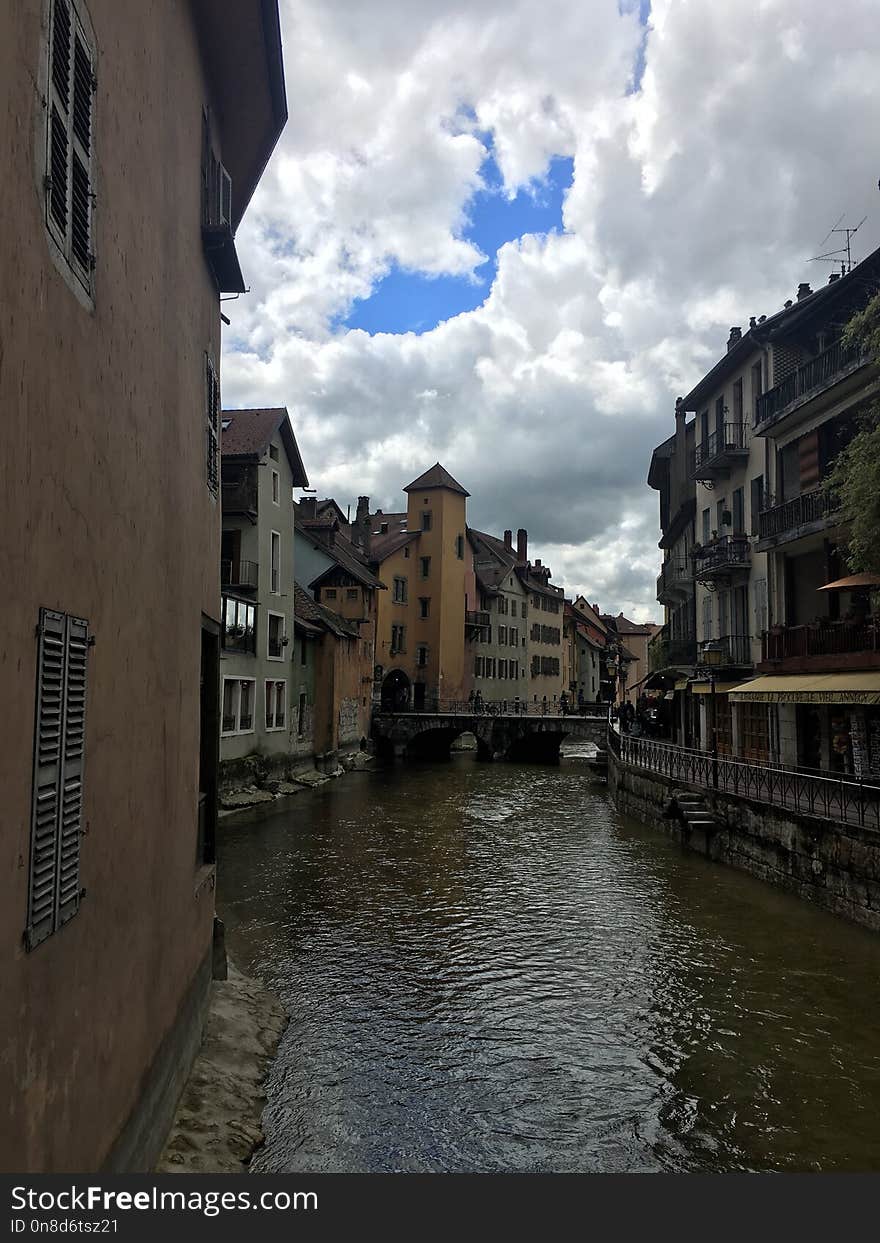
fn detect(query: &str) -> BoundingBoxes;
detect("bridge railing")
[379,698,611,720]
[615,731,880,830]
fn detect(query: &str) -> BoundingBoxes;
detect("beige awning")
[689,681,742,695]
[728,673,880,705]
[674,679,688,691]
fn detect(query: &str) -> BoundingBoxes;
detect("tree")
[824,291,880,575]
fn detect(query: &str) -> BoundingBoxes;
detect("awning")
[728,673,880,705]
[818,573,880,592]
[689,681,742,695]
[674,679,688,691]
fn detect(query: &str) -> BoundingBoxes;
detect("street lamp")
[695,642,724,788]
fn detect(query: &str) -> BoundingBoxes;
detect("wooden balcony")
[759,619,880,673]
[755,338,868,434]
[220,463,258,518]
[694,535,751,582]
[756,488,841,549]
[689,423,750,481]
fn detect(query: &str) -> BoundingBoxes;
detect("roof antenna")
[809,213,867,276]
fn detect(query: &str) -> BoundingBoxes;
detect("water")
[217,747,880,1172]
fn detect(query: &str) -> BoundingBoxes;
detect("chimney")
[356,496,369,522]
[504,529,513,551]
[516,528,528,564]
[300,497,317,520]
[535,559,542,569]
[749,316,757,329]
[797,282,812,301]
[727,326,742,352]
[829,272,840,284]
[784,299,793,309]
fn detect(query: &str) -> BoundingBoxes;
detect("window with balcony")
[222,677,255,735]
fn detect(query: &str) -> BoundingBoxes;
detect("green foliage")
[824,292,880,575]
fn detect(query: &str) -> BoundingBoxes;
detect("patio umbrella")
[817,573,880,591]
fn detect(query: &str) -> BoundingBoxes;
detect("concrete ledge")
[102,949,213,1172]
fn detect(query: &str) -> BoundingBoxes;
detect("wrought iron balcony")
[689,423,750,481]
[757,488,841,547]
[755,338,868,432]
[698,634,752,668]
[649,637,697,671]
[657,558,693,604]
[761,619,880,671]
[220,559,259,590]
[694,534,751,581]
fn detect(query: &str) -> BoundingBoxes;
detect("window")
[393,576,408,603]
[422,511,433,531]
[270,532,280,594]
[498,625,507,645]
[323,588,337,600]
[267,612,285,660]
[510,627,518,647]
[346,588,359,601]
[269,444,279,461]
[300,639,307,666]
[750,475,764,536]
[420,557,431,579]
[732,487,744,534]
[702,507,711,545]
[456,534,464,559]
[510,661,518,680]
[475,656,484,677]
[272,470,280,504]
[297,692,307,735]
[26,608,89,950]
[702,595,712,641]
[531,623,541,642]
[511,601,518,618]
[751,361,763,409]
[522,604,528,620]
[733,378,743,422]
[265,680,287,730]
[221,677,255,735]
[485,658,495,679]
[45,0,95,292]
[205,356,219,493]
[715,396,725,436]
[416,645,428,668]
[419,597,430,619]
[499,660,507,679]
[716,498,726,532]
[391,623,406,654]
[404,546,410,559]
[222,596,256,654]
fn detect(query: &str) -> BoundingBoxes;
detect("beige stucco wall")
[1,0,223,1170]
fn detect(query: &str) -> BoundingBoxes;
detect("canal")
[217,746,880,1173]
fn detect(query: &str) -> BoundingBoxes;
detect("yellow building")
[368,464,470,710]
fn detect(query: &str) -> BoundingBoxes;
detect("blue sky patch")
[342,152,574,336]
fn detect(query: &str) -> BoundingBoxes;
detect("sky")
[222,0,880,622]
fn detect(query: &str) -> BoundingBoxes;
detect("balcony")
[694,534,751,582]
[759,619,880,673]
[465,610,490,639]
[221,559,258,591]
[656,558,693,605]
[698,634,752,668]
[755,338,868,433]
[650,637,697,671]
[220,464,258,518]
[689,423,750,481]
[756,488,841,549]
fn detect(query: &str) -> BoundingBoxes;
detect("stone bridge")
[372,710,609,764]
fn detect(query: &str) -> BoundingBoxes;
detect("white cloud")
[223,0,880,617]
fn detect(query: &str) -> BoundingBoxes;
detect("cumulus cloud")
[223,0,880,622]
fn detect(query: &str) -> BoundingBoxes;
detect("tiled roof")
[468,528,517,594]
[293,582,360,639]
[370,527,419,563]
[221,407,309,485]
[404,463,470,496]
[295,516,384,590]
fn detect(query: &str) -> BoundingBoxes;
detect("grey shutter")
[26,610,88,950]
[57,616,88,927]
[27,610,66,949]
[206,356,219,492]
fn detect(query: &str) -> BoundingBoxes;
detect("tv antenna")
[809,214,866,276]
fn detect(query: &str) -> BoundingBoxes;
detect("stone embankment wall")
[609,751,880,933]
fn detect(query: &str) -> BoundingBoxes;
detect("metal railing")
[755,338,867,427]
[694,535,751,579]
[698,634,752,666]
[762,619,879,662]
[378,697,611,719]
[650,638,697,670]
[220,559,259,589]
[758,488,840,542]
[691,422,749,474]
[657,559,693,601]
[618,733,880,829]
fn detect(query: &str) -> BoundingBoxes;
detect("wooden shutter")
[206,356,219,492]
[26,610,88,950]
[70,28,93,272]
[47,0,94,280]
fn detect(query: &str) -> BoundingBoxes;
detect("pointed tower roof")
[403,462,470,496]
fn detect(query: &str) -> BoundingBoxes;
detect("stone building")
[520,554,566,707]
[467,528,530,706]
[366,464,470,710]
[219,408,309,783]
[1,0,286,1171]
[564,600,606,705]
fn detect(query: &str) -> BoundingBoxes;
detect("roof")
[518,567,564,599]
[369,514,419,563]
[295,514,384,591]
[221,407,309,485]
[613,613,658,635]
[468,528,518,594]
[316,498,349,526]
[293,582,360,640]
[404,463,470,496]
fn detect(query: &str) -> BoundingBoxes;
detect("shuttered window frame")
[206,354,220,494]
[44,0,96,295]
[26,608,90,951]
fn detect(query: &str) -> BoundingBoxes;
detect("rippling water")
[217,749,880,1172]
